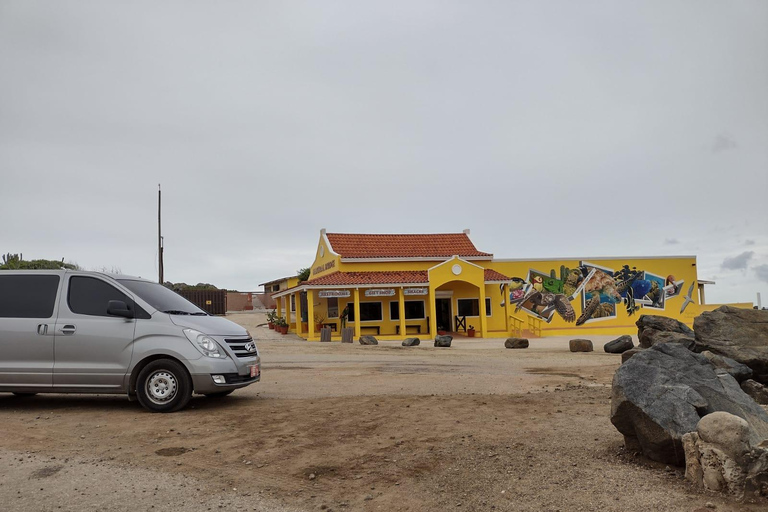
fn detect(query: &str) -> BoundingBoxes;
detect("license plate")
[249,365,259,378]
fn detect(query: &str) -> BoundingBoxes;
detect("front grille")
[223,337,259,358]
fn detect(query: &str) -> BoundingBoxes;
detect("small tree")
[297,267,310,282]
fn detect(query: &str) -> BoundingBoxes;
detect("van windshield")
[117,280,208,315]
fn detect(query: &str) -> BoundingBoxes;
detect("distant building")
[268,229,747,341]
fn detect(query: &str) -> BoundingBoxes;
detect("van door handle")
[59,325,77,335]
[37,324,48,335]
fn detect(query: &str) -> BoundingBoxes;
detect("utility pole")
[158,184,164,284]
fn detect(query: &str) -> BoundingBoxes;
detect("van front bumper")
[191,372,260,394]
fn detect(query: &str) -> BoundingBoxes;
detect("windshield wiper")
[163,310,191,315]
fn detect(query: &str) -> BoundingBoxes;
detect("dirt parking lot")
[0,312,763,512]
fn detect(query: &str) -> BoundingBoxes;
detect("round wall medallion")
[451,264,462,276]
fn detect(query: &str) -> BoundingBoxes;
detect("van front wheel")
[136,359,192,413]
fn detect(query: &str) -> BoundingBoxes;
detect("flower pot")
[467,329,476,337]
[437,330,447,336]
[268,322,274,330]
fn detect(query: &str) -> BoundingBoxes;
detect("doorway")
[435,298,452,332]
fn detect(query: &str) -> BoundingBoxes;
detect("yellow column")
[307,289,315,341]
[504,283,511,334]
[295,291,303,335]
[398,287,406,339]
[286,294,292,330]
[478,284,488,338]
[353,288,361,339]
[276,296,282,318]
[428,285,437,339]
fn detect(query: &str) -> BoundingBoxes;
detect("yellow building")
[270,229,745,341]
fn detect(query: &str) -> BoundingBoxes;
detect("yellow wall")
[308,232,341,279]
[488,256,700,336]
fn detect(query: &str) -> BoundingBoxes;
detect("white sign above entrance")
[318,290,350,298]
[404,287,428,296]
[365,289,395,297]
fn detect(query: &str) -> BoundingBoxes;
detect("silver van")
[0,270,260,412]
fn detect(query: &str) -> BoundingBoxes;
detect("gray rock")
[694,306,768,385]
[434,335,452,348]
[701,351,753,383]
[610,343,768,465]
[604,335,634,354]
[569,339,593,352]
[741,380,768,405]
[505,338,529,349]
[358,335,378,345]
[638,328,695,350]
[402,337,420,347]
[621,348,644,363]
[636,314,695,337]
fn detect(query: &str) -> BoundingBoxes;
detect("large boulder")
[434,335,452,348]
[359,335,378,345]
[402,337,420,347]
[604,335,634,354]
[638,328,695,350]
[636,315,694,337]
[741,380,768,405]
[504,338,529,349]
[621,347,644,363]
[569,339,593,352]
[701,351,753,383]
[694,306,768,385]
[610,343,768,466]
[683,412,768,498]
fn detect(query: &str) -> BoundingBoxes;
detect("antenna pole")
[158,184,164,284]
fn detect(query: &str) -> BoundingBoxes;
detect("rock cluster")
[569,339,593,352]
[358,336,378,345]
[604,335,633,354]
[504,338,529,349]
[402,337,420,347]
[610,343,768,466]
[636,315,695,349]
[683,412,768,498]
[434,335,452,348]
[694,306,768,385]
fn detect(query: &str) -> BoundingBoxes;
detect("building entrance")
[435,298,452,332]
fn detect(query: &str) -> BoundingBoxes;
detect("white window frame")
[290,294,296,312]
[389,299,426,321]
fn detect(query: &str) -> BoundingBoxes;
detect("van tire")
[135,359,192,413]
[204,390,234,398]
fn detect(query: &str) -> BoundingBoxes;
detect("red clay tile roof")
[484,269,510,282]
[304,271,429,286]
[326,233,492,259]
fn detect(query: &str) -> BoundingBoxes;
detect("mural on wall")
[503,261,694,326]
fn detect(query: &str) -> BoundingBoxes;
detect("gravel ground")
[0,312,763,511]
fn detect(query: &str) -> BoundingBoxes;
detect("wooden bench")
[360,325,380,335]
[395,325,421,335]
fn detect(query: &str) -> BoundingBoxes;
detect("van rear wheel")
[136,359,192,413]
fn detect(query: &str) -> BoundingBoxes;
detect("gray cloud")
[711,133,738,153]
[755,265,768,284]
[721,251,755,271]
[664,238,680,245]
[745,239,756,246]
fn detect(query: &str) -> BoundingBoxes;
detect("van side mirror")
[107,300,133,319]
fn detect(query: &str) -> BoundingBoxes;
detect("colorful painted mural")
[505,260,696,327]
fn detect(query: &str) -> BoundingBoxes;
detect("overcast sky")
[1,1,766,304]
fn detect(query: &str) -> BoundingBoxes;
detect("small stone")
[309,473,316,480]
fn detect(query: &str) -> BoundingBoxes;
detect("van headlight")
[183,329,225,358]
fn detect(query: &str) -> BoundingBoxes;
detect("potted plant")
[467,325,476,337]
[282,318,289,335]
[314,312,326,332]
[267,309,276,330]
[437,324,447,336]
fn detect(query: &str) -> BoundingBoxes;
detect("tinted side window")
[68,277,129,317]
[0,275,60,318]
